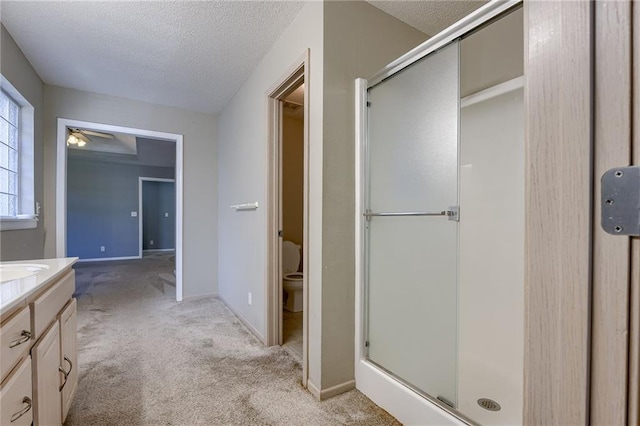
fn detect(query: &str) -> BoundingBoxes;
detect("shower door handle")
[364,206,459,221]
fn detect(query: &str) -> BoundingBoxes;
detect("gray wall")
[142,180,175,250]
[66,158,173,259]
[320,1,427,389]
[44,85,218,298]
[0,24,45,261]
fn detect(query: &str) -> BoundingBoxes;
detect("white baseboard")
[216,295,266,344]
[143,249,175,253]
[307,378,355,401]
[181,293,217,302]
[76,255,141,263]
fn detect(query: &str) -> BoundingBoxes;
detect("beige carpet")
[66,254,399,426]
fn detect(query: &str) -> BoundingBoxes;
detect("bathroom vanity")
[0,258,78,426]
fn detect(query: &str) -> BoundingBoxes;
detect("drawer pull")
[58,365,69,391]
[9,330,31,348]
[10,396,32,422]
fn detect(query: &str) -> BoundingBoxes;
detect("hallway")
[66,255,396,425]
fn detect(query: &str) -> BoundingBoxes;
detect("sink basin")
[0,264,49,283]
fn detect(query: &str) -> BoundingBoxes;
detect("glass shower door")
[365,41,460,405]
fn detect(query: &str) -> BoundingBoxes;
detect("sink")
[0,264,49,283]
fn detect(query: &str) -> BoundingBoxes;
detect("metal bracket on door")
[601,166,640,236]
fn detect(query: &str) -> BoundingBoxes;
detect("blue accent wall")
[66,159,174,259]
[142,180,175,250]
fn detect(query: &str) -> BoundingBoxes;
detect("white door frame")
[139,177,176,256]
[266,51,310,386]
[56,118,184,302]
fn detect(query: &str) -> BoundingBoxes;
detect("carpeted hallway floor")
[65,254,399,426]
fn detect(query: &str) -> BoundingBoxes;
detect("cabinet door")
[59,299,77,422]
[32,322,62,426]
[0,357,33,426]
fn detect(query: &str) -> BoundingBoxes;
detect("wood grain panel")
[628,2,640,422]
[591,1,632,424]
[523,1,592,424]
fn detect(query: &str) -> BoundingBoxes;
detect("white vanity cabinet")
[0,260,78,426]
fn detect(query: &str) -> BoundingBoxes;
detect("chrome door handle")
[10,396,32,422]
[364,206,459,221]
[9,330,31,348]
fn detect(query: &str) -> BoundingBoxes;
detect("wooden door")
[32,322,62,426]
[59,299,77,422]
[525,1,638,424]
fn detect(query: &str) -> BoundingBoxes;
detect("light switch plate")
[165,212,169,217]
[131,211,138,217]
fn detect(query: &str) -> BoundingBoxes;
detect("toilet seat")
[284,272,303,281]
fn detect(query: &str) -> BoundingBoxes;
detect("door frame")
[138,177,176,257]
[266,51,310,386]
[56,118,184,302]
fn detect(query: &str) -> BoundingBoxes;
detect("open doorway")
[266,51,309,386]
[139,177,176,257]
[56,118,184,301]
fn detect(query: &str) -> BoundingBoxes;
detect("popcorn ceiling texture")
[3,0,486,115]
[1,1,305,114]
[365,1,488,37]
[67,254,398,425]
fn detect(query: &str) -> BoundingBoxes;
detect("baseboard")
[307,378,355,401]
[76,255,140,263]
[216,295,266,345]
[143,249,175,253]
[181,293,217,302]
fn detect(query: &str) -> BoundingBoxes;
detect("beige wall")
[43,86,218,298]
[216,2,324,388]
[460,8,523,97]
[282,115,304,250]
[0,24,45,261]
[320,1,427,390]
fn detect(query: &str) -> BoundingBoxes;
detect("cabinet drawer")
[31,270,75,340]
[0,356,33,426]
[0,307,32,383]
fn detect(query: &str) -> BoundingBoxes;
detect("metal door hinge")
[278,230,283,237]
[601,166,640,236]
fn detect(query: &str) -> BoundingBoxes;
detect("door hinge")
[366,101,371,107]
[278,230,283,237]
[601,166,640,236]
[365,340,369,347]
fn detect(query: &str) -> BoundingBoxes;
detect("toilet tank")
[282,241,300,273]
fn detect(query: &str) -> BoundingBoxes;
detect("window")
[1,90,20,217]
[0,76,36,231]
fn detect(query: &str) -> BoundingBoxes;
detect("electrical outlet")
[100,246,105,252]
[248,292,252,306]
[150,240,154,245]
[165,212,169,217]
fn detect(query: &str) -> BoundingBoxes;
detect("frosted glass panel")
[368,43,459,213]
[366,41,459,404]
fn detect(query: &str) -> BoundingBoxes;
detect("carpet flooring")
[65,254,399,426]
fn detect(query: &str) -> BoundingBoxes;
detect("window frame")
[0,75,36,231]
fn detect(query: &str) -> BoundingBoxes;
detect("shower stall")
[355,2,524,424]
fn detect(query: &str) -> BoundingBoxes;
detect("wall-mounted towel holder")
[231,202,259,211]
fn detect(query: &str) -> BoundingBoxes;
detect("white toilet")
[282,241,303,312]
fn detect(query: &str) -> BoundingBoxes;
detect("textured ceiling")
[2,1,487,116]
[1,1,305,114]
[365,0,488,36]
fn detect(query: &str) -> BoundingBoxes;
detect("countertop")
[0,257,78,317]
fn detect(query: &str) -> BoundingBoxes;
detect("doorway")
[139,178,176,256]
[266,51,309,386]
[56,118,185,302]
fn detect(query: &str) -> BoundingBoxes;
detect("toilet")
[282,241,303,312]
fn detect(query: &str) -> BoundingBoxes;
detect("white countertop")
[0,258,78,317]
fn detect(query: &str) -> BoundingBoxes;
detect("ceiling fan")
[67,128,114,147]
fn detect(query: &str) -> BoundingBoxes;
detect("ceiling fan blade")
[74,132,90,143]
[81,129,114,139]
